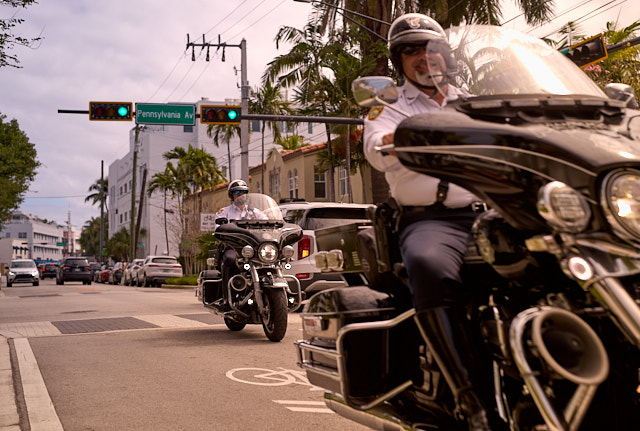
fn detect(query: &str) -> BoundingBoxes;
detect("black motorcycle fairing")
[214,221,302,251]
[394,104,640,231]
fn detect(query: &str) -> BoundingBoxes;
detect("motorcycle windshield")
[436,25,606,98]
[230,193,284,222]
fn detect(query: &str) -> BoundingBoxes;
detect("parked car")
[89,262,101,279]
[56,257,92,285]
[108,262,125,285]
[95,265,112,283]
[122,259,144,286]
[40,261,59,279]
[7,259,40,287]
[278,201,373,295]
[137,255,183,287]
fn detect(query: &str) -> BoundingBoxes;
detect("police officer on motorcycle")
[363,13,490,431]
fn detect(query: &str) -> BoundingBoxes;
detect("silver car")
[7,259,40,287]
[136,255,183,287]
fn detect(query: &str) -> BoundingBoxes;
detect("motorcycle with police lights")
[295,25,640,430]
[196,193,303,342]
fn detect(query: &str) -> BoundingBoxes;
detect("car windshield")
[66,259,89,266]
[151,257,178,265]
[11,261,35,268]
[304,208,370,230]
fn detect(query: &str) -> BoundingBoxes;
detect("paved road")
[0,278,370,431]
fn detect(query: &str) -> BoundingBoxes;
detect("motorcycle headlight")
[258,243,278,263]
[601,169,640,242]
[537,181,591,233]
[282,245,294,259]
[241,245,254,259]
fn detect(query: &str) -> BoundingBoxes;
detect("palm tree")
[250,81,293,188]
[85,178,108,213]
[147,165,177,256]
[79,216,105,259]
[263,23,345,201]
[207,124,240,181]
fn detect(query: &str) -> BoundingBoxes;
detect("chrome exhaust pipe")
[510,307,609,431]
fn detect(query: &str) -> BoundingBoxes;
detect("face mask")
[234,195,247,207]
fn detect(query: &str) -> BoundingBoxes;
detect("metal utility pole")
[129,126,140,262]
[186,35,250,183]
[100,160,105,263]
[134,168,148,259]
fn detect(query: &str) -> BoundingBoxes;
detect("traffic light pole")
[186,36,251,183]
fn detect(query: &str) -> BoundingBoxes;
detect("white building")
[0,211,80,265]
[108,98,327,258]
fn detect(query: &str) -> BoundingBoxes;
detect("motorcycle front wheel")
[262,288,288,342]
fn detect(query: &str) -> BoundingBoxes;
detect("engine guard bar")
[283,274,303,312]
[295,308,417,410]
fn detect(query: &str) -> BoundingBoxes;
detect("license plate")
[73,268,81,272]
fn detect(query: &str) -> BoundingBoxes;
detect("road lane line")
[272,400,334,414]
[13,338,63,430]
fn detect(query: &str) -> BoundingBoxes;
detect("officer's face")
[400,44,447,87]
[233,190,248,207]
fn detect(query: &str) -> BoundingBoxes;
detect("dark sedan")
[41,262,59,279]
[56,257,92,285]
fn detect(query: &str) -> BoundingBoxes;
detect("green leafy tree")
[250,81,292,189]
[1,0,42,68]
[79,216,106,259]
[582,20,640,98]
[207,124,240,181]
[148,165,177,258]
[0,113,40,230]
[106,227,146,262]
[85,177,108,213]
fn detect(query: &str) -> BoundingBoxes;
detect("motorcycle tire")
[224,317,246,331]
[262,288,288,342]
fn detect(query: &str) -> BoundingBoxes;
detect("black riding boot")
[415,307,491,431]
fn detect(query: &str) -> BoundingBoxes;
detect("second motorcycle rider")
[363,13,490,431]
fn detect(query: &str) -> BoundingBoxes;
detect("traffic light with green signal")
[89,102,133,121]
[200,105,241,124]
[564,34,608,68]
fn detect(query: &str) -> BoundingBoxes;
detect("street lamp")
[293,0,389,41]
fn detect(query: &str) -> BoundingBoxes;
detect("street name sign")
[135,103,195,125]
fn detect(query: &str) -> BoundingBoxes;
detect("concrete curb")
[0,337,20,430]
[160,284,197,290]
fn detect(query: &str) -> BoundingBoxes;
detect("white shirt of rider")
[364,80,478,208]
[214,200,267,230]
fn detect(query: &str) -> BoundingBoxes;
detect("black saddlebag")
[295,286,422,409]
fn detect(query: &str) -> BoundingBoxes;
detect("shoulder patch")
[367,106,384,121]
[216,208,225,214]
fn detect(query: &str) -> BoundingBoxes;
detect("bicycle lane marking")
[13,337,64,430]
[226,367,323,390]
[273,400,333,413]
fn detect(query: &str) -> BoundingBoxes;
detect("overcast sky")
[1,0,638,231]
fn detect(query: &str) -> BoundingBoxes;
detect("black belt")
[403,201,488,213]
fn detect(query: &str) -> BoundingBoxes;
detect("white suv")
[278,201,373,295]
[136,255,183,287]
[7,259,40,287]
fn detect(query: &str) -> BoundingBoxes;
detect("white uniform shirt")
[214,202,267,230]
[364,81,478,207]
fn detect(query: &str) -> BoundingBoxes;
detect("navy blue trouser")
[398,208,478,311]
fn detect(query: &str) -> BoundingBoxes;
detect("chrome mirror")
[605,83,638,109]
[351,76,399,107]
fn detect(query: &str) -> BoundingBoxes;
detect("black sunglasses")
[399,44,428,56]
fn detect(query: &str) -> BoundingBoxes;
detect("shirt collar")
[402,80,462,106]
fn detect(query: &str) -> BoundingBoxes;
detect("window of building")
[314,166,326,199]
[18,232,27,239]
[124,211,128,222]
[120,214,123,224]
[119,186,123,196]
[129,180,132,190]
[269,167,280,197]
[339,166,348,196]
[288,170,299,199]
[183,125,193,133]
[124,182,127,193]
